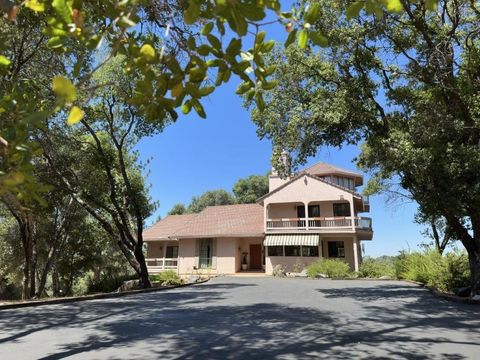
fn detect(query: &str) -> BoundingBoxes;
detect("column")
[352,235,359,272]
[304,201,309,230]
[349,197,355,232]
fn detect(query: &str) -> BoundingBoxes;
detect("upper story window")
[333,203,351,217]
[321,175,355,190]
[297,205,320,218]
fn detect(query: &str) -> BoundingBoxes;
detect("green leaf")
[52,76,76,103]
[191,99,206,118]
[201,22,214,35]
[386,0,403,12]
[184,2,201,25]
[199,86,215,96]
[197,45,211,56]
[207,34,221,50]
[255,31,266,44]
[140,44,156,62]
[255,93,265,112]
[189,68,206,82]
[285,29,297,48]
[309,32,328,47]
[262,40,275,53]
[171,83,183,97]
[47,36,65,49]
[25,0,45,12]
[425,0,438,11]
[305,3,321,24]
[181,100,192,114]
[261,80,278,90]
[298,29,308,49]
[52,0,73,23]
[346,2,364,20]
[236,81,254,95]
[67,106,84,125]
[0,55,11,67]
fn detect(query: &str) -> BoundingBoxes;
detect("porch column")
[264,203,269,232]
[349,197,355,232]
[318,238,323,258]
[352,235,359,272]
[304,201,309,230]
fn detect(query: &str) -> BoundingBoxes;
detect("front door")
[249,244,262,270]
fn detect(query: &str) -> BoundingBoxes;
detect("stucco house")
[143,162,372,275]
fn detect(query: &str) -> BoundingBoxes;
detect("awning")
[264,234,320,246]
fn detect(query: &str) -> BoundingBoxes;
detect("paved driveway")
[0,277,479,359]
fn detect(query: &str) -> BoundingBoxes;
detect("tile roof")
[301,162,363,182]
[143,214,196,240]
[175,204,264,238]
[143,204,264,240]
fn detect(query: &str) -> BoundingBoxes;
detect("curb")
[403,279,480,305]
[0,279,209,311]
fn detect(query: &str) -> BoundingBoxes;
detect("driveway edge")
[0,279,209,310]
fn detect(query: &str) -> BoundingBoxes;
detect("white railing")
[146,258,178,272]
[266,216,372,232]
[266,218,307,230]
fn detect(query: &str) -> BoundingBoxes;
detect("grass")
[150,270,183,286]
[306,258,351,278]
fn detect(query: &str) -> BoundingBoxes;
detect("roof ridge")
[300,161,362,177]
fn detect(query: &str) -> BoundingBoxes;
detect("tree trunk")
[469,251,480,297]
[134,242,151,288]
[29,220,37,298]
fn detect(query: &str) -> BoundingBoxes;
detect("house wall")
[264,175,355,207]
[269,174,290,192]
[322,236,355,269]
[265,255,320,274]
[146,241,178,258]
[176,237,263,275]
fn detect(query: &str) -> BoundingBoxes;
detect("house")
[143,162,372,275]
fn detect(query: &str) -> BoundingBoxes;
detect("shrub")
[272,264,286,277]
[150,270,183,286]
[395,248,470,292]
[86,273,138,294]
[306,259,351,278]
[358,257,396,278]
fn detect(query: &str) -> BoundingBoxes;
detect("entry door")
[250,244,262,270]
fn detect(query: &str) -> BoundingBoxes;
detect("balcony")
[146,257,178,273]
[266,216,372,233]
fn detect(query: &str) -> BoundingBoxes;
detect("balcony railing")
[266,216,372,232]
[146,258,178,273]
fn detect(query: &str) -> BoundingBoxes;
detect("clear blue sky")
[137,17,429,258]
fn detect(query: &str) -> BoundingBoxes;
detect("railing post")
[162,257,165,270]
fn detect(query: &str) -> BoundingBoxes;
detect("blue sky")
[137,16,429,258]
[137,76,427,257]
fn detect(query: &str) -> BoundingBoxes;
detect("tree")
[0,1,432,200]
[187,190,235,213]
[248,1,480,296]
[168,203,186,215]
[233,174,269,204]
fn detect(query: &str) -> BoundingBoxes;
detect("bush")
[272,264,286,277]
[86,273,138,294]
[358,257,396,278]
[150,270,183,286]
[395,248,470,292]
[306,259,351,278]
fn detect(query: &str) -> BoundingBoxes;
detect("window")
[199,239,213,268]
[302,246,319,257]
[297,205,305,218]
[328,241,345,258]
[308,205,320,217]
[333,203,351,217]
[285,246,301,256]
[268,246,283,256]
[165,245,178,258]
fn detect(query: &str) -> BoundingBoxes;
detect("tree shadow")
[0,280,479,359]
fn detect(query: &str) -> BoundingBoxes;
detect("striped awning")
[264,234,320,246]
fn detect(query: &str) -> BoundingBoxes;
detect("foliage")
[84,273,137,295]
[187,189,235,213]
[395,248,470,292]
[358,257,396,278]
[272,264,286,277]
[232,174,269,203]
[306,258,351,278]
[168,203,186,215]
[150,270,183,286]
[248,0,480,295]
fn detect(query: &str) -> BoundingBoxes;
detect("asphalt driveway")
[0,277,479,359]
